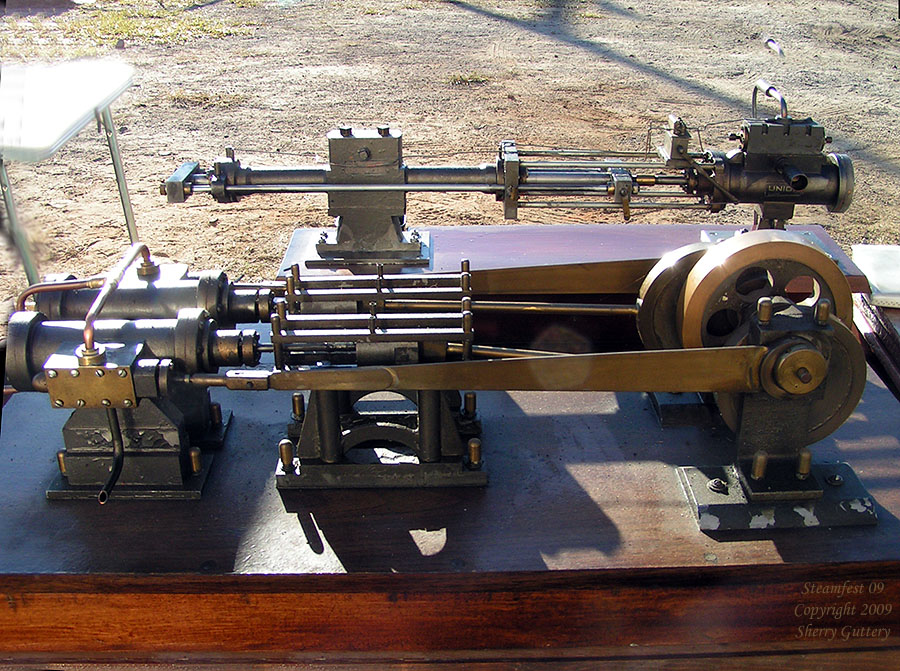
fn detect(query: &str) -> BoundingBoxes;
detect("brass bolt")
[189,446,203,475]
[56,450,67,476]
[467,438,482,469]
[796,447,812,480]
[278,438,295,471]
[464,392,476,418]
[757,296,773,325]
[209,402,223,426]
[750,450,768,480]
[815,299,831,326]
[47,369,58,378]
[291,393,305,421]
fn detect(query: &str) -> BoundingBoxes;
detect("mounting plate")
[677,462,877,532]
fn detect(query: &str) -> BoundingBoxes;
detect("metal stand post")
[99,106,139,243]
[0,159,39,285]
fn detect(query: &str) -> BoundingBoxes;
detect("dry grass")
[448,71,490,86]
[169,88,249,109]
[0,0,253,58]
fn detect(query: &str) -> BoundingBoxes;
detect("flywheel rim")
[681,230,852,349]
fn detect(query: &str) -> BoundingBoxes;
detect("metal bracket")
[677,462,877,532]
[501,140,520,219]
[44,349,138,410]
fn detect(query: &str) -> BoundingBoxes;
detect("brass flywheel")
[636,242,710,350]
[674,229,864,446]
[680,230,853,349]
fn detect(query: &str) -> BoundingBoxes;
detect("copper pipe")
[15,276,106,311]
[83,243,151,352]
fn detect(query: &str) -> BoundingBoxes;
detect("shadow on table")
[280,391,624,573]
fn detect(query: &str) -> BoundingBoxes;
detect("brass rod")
[518,149,654,158]
[524,161,665,169]
[518,201,709,210]
[447,343,558,358]
[384,299,639,316]
[195,183,505,194]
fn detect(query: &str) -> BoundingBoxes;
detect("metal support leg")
[99,106,139,243]
[316,390,343,464]
[418,390,441,463]
[0,159,39,285]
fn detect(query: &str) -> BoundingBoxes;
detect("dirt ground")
[2,0,900,336]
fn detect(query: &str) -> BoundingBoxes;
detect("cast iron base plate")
[276,458,487,488]
[677,462,877,532]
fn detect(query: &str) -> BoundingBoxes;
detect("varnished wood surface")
[282,224,870,293]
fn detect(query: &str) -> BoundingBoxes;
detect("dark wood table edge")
[3,560,900,663]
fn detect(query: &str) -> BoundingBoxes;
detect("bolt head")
[707,477,729,495]
[117,369,128,378]
[76,399,86,407]
[53,399,64,408]
[47,369,58,378]
[123,399,133,407]
[70,369,80,378]
[95,369,105,377]
[826,473,844,486]
[101,399,111,407]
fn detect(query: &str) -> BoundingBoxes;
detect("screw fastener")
[47,370,58,378]
[707,478,729,495]
[826,473,844,486]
